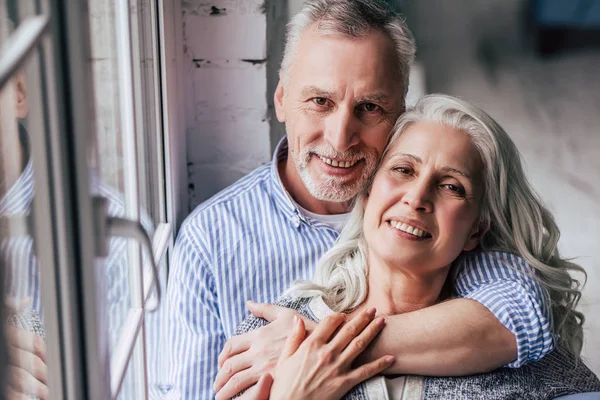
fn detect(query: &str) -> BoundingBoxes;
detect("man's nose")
[403,179,433,212]
[323,107,360,153]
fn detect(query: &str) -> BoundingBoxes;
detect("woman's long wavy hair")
[288,94,586,357]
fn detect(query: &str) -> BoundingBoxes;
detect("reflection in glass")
[1,10,48,396]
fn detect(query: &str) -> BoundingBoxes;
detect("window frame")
[0,0,181,397]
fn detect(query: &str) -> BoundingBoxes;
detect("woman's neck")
[351,258,451,318]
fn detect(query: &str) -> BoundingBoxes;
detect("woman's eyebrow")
[390,153,421,163]
[390,153,473,180]
[441,166,472,180]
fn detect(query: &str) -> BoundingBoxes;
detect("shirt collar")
[269,137,305,228]
[0,158,34,216]
[269,137,351,232]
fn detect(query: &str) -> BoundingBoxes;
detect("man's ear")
[463,220,485,252]
[274,80,286,123]
[14,72,28,119]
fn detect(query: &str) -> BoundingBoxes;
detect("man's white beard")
[291,145,378,204]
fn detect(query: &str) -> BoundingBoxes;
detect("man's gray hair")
[281,0,416,103]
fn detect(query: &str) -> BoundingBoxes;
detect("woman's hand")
[214,302,318,399]
[270,308,394,400]
[3,298,48,400]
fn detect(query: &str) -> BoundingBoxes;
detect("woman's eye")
[394,167,411,175]
[442,184,466,196]
[312,97,328,106]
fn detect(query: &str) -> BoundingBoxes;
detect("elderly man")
[166,1,553,399]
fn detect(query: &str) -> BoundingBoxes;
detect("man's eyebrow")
[300,85,336,99]
[356,93,393,105]
[391,153,473,180]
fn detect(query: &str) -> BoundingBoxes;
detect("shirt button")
[292,215,301,228]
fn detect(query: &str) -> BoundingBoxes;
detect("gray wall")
[182,0,287,209]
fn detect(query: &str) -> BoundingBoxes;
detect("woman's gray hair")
[281,0,416,104]
[288,94,586,357]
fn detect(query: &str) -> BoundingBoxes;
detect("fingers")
[6,365,49,400]
[339,316,386,365]
[278,316,306,363]
[4,385,30,400]
[214,353,253,392]
[5,326,47,362]
[7,346,47,384]
[218,335,250,369]
[237,374,273,400]
[247,301,315,332]
[4,297,32,313]
[328,308,376,353]
[214,367,258,400]
[343,355,395,388]
[310,313,346,344]
[246,301,286,322]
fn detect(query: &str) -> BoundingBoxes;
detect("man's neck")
[278,155,352,215]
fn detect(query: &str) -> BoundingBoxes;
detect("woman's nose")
[402,180,433,212]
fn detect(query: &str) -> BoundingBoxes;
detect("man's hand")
[3,298,48,399]
[213,301,317,400]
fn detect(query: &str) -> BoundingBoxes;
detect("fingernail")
[367,307,377,317]
[375,317,385,326]
[247,300,255,306]
[385,355,395,364]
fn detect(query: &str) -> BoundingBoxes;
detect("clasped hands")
[3,298,49,400]
[213,301,393,400]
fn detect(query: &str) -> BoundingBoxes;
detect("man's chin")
[306,183,361,203]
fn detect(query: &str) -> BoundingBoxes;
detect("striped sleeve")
[165,223,225,400]
[454,251,555,367]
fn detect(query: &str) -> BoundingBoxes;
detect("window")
[0,0,178,398]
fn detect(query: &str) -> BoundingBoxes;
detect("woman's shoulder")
[234,296,318,336]
[422,347,600,399]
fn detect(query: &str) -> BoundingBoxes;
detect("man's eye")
[312,97,328,106]
[360,103,380,112]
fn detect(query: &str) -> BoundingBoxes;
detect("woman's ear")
[274,80,286,123]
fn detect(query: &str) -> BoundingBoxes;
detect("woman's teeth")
[319,156,358,168]
[389,221,430,238]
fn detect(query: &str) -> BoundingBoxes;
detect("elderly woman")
[233,95,600,399]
